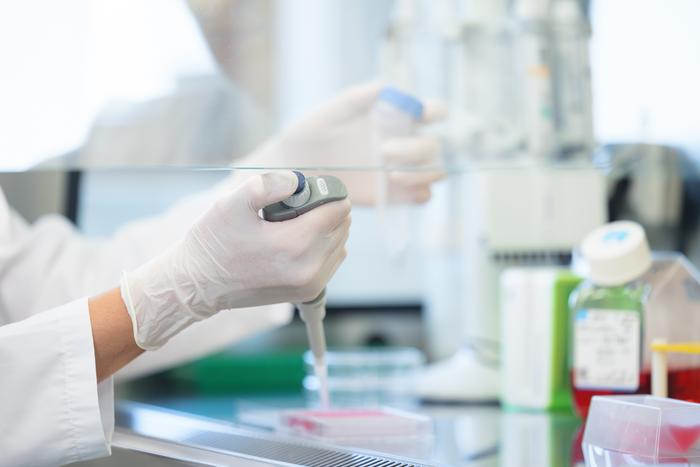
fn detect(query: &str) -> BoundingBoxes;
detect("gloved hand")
[241,82,447,205]
[120,171,351,350]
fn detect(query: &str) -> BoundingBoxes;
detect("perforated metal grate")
[186,432,432,467]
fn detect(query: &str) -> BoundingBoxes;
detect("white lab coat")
[0,184,293,466]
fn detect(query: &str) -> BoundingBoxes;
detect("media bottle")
[569,221,652,417]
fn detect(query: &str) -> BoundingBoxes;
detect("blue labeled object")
[378,87,424,120]
[602,230,630,243]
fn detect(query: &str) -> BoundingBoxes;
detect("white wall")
[591,0,700,145]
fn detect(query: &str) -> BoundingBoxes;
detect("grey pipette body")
[297,289,327,364]
[262,171,347,408]
[298,290,330,408]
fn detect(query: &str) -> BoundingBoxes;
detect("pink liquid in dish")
[666,425,700,453]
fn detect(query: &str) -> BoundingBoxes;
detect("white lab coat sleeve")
[0,298,113,467]
[0,178,293,381]
[0,181,233,316]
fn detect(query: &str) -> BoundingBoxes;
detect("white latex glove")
[120,171,351,350]
[241,82,447,205]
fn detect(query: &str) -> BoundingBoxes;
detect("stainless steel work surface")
[88,397,583,466]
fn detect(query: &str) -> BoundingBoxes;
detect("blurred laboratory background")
[3,0,700,465]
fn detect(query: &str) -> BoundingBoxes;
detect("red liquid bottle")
[569,222,652,418]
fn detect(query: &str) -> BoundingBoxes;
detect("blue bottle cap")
[378,86,424,120]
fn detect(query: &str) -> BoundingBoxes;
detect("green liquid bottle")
[569,221,652,418]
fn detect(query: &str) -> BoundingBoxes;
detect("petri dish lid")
[583,395,700,460]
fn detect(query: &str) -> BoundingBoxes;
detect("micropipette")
[262,171,348,408]
[296,290,330,408]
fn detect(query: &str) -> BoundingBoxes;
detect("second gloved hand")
[240,82,447,205]
[120,171,351,350]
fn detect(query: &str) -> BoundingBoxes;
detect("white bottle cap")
[581,221,652,286]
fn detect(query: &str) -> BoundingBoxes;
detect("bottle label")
[573,308,641,391]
